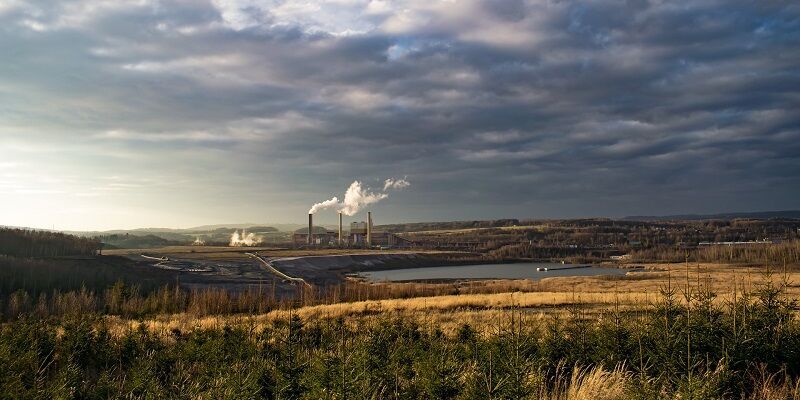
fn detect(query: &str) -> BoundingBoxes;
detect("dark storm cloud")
[1,0,799,228]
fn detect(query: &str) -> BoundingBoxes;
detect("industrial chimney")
[338,212,343,246]
[308,213,313,245]
[367,211,372,247]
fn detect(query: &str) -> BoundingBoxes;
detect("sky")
[1,0,799,231]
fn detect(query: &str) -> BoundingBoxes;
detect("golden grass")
[542,365,800,400]
[747,374,800,400]
[538,263,800,298]
[287,291,648,316]
[556,366,629,400]
[106,290,653,337]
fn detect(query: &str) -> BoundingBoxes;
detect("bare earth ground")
[104,246,470,289]
[103,246,456,261]
[105,261,800,337]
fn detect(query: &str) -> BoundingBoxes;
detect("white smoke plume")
[339,181,387,216]
[192,237,206,246]
[383,177,410,191]
[308,196,339,214]
[229,229,262,246]
[307,178,410,217]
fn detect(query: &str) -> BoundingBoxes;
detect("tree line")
[0,277,551,322]
[630,241,800,264]
[0,228,101,258]
[400,218,800,255]
[0,255,176,299]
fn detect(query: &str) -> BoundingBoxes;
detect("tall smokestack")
[338,212,343,246]
[367,211,372,247]
[308,213,313,245]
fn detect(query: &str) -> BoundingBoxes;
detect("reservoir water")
[360,262,629,281]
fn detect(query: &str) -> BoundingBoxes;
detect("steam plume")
[229,229,262,246]
[383,177,410,191]
[308,196,339,214]
[307,177,410,216]
[339,181,387,216]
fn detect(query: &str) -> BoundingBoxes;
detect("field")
[4,227,800,398]
[10,236,800,325]
[103,261,800,336]
[3,260,800,398]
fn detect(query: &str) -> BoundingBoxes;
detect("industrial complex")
[293,211,413,247]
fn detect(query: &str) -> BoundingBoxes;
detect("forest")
[398,218,800,263]
[0,228,101,258]
[484,240,800,264]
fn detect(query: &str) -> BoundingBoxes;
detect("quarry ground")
[104,246,466,290]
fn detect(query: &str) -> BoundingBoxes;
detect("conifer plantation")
[1,278,799,399]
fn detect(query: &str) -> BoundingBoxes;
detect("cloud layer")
[0,0,798,229]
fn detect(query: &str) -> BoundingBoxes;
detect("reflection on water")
[360,262,629,281]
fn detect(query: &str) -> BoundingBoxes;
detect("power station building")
[292,212,412,247]
[348,221,410,246]
[292,226,337,245]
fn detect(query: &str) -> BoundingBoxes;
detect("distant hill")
[54,224,288,247]
[65,224,286,237]
[377,219,521,233]
[184,223,263,231]
[623,210,800,221]
[99,233,182,249]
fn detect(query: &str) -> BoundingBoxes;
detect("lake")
[359,262,629,281]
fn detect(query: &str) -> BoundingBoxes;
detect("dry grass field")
[106,262,800,336]
[540,262,800,295]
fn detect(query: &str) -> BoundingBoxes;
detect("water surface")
[360,262,628,281]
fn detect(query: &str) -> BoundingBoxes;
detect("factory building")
[292,211,413,247]
[348,221,408,246]
[292,226,337,245]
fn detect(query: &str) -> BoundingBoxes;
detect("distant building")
[293,226,336,245]
[348,221,413,246]
[292,222,413,247]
